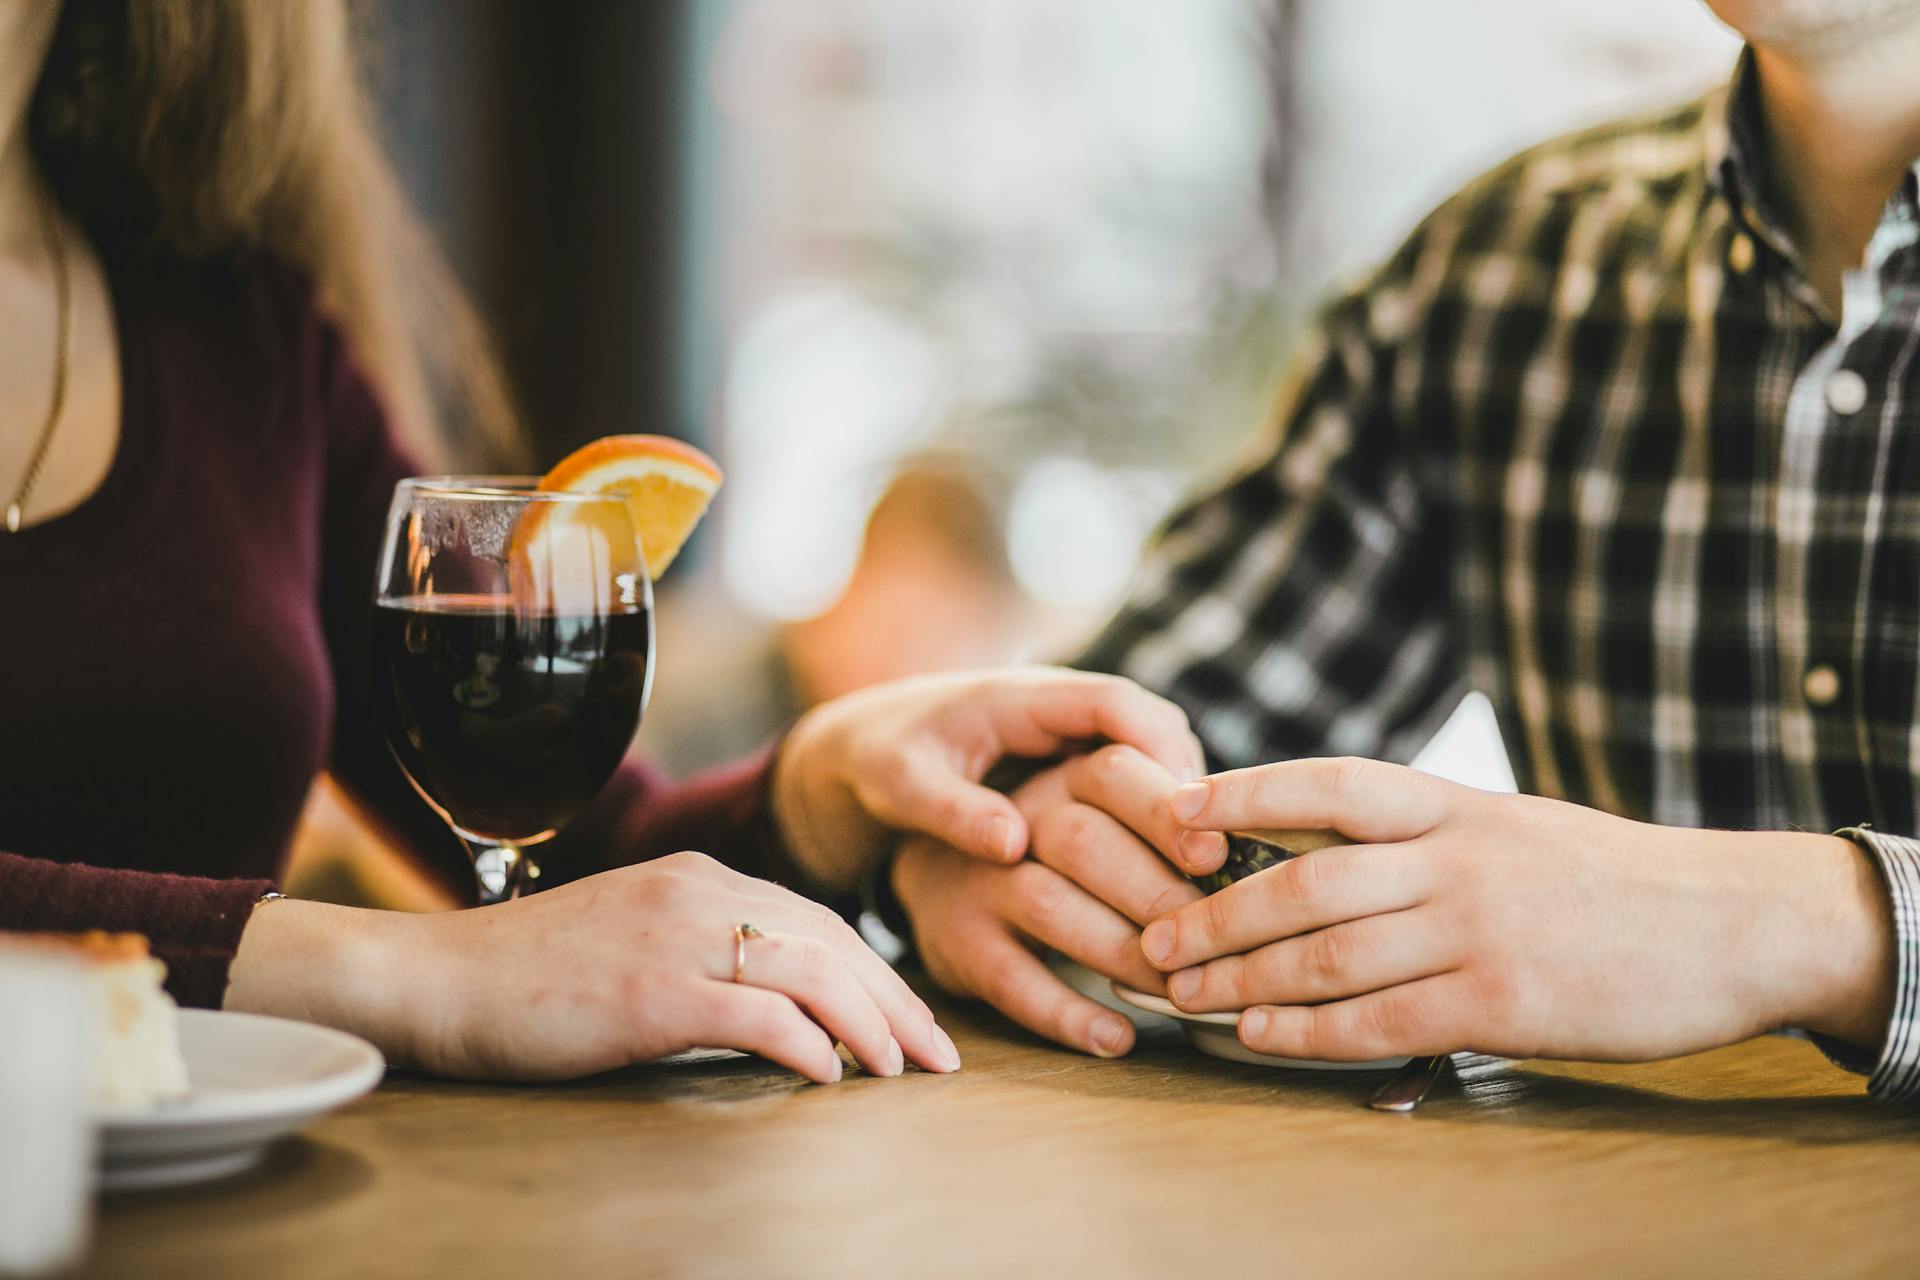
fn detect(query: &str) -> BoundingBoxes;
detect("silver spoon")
[1368,1054,1450,1112]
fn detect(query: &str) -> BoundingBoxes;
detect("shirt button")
[1826,369,1869,416]
[1727,232,1755,274]
[1802,664,1843,708]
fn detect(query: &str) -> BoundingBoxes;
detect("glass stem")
[469,840,541,905]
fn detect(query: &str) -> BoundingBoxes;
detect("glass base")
[470,843,542,905]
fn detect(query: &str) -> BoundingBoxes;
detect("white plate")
[1111,984,1409,1072]
[96,1009,384,1191]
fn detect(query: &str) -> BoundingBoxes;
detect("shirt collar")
[1706,48,1920,292]
[1706,49,1805,267]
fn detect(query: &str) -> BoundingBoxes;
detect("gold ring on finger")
[732,922,764,984]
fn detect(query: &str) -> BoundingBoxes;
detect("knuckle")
[1305,1005,1363,1060]
[1198,891,1234,944]
[1202,957,1244,1006]
[1089,742,1139,782]
[975,951,1030,1005]
[749,995,797,1045]
[1104,925,1147,976]
[928,791,968,836]
[1144,882,1199,922]
[1018,867,1074,933]
[656,849,719,879]
[1013,764,1069,813]
[1277,847,1335,908]
[756,875,807,906]
[789,937,833,984]
[1448,882,1495,938]
[1301,1008,1348,1060]
[1301,927,1351,985]
[633,867,698,912]
[826,910,865,947]
[1327,755,1375,807]
[871,749,918,796]
[1355,996,1418,1055]
[1049,807,1103,871]
[1445,867,1507,937]
[1281,850,1322,903]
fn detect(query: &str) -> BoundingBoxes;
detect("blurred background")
[291,0,1740,905]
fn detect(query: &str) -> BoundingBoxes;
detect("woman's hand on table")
[227,852,961,1084]
[771,667,1205,891]
[1144,757,1897,1063]
[891,744,1225,1057]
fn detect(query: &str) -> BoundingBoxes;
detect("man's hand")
[772,668,1204,891]
[892,744,1226,1056]
[1143,757,1897,1063]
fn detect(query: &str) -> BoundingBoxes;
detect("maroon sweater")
[0,252,797,1007]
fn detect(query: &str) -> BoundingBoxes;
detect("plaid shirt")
[1080,55,1920,1104]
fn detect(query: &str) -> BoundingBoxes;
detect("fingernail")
[1091,1017,1130,1058]
[1168,968,1200,1006]
[1171,782,1208,821]
[986,813,1018,861]
[1141,920,1174,966]
[1239,1008,1270,1043]
[931,1025,962,1073]
[1178,829,1219,869]
[830,1054,845,1083]
[884,1036,905,1077]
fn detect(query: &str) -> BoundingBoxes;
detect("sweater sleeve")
[0,851,274,1008]
[536,742,854,914]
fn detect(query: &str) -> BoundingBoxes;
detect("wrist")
[1746,832,1895,1049]
[769,718,828,880]
[889,840,935,925]
[225,896,431,1067]
[769,713,872,892]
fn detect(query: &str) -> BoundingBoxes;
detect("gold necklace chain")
[5,195,73,534]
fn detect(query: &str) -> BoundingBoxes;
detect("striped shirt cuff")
[1823,828,1920,1103]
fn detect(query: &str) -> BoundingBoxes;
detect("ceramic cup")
[1189,826,1352,893]
[0,945,97,1276]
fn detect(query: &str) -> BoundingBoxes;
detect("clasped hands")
[896,747,1897,1065]
[232,670,1892,1086]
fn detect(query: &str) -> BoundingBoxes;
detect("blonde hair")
[28,0,523,468]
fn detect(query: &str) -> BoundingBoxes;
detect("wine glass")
[372,477,654,903]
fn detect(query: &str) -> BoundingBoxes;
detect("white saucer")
[1111,984,1410,1072]
[96,1009,384,1191]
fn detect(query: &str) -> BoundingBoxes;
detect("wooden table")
[85,986,1920,1279]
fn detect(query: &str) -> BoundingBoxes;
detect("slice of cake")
[1,932,190,1111]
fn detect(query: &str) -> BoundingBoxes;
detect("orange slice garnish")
[535,434,723,580]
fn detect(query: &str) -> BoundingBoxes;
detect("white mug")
[0,948,97,1277]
